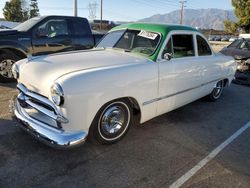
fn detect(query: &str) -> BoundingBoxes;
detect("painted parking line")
[169,121,250,188]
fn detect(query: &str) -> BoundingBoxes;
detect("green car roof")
[111,23,199,61]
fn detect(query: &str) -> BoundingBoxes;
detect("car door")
[157,32,203,116]
[195,34,222,96]
[31,17,73,55]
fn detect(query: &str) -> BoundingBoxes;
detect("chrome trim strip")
[143,78,222,106]
[25,99,58,120]
[13,100,87,148]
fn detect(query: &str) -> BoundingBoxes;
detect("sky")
[0,0,233,21]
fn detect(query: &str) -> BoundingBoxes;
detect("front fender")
[0,40,29,55]
[56,62,159,133]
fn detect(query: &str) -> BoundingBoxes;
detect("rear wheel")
[208,80,224,101]
[0,52,20,83]
[90,99,133,144]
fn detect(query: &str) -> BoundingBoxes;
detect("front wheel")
[208,80,224,101]
[89,99,133,144]
[0,52,20,83]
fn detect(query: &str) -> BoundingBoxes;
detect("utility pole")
[179,1,187,25]
[225,11,229,20]
[74,0,78,16]
[100,0,103,31]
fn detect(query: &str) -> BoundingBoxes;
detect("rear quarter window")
[196,35,212,56]
[71,18,92,36]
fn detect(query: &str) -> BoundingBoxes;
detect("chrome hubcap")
[213,81,223,97]
[0,59,15,78]
[99,102,130,139]
[101,106,126,134]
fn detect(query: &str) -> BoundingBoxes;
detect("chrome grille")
[16,83,68,129]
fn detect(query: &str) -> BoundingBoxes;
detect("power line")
[103,9,138,21]
[133,0,178,12]
[150,0,180,7]
[138,0,179,8]
[33,7,88,10]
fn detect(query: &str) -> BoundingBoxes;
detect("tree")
[29,0,39,18]
[232,0,250,33]
[22,0,29,21]
[3,0,26,22]
[224,20,238,33]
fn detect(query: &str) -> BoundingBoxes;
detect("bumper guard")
[12,99,87,149]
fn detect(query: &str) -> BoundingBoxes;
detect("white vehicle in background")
[229,36,238,42]
[12,23,236,148]
[239,34,250,39]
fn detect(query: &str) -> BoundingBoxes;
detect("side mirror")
[163,53,172,61]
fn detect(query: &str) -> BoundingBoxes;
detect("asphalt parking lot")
[0,82,249,188]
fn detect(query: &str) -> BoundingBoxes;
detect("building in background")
[90,19,117,32]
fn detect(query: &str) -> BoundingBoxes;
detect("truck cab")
[0,15,103,82]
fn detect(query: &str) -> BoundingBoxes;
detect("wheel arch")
[100,96,141,124]
[223,78,229,87]
[0,48,27,59]
[88,96,142,144]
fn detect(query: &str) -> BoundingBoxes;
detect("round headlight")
[12,64,19,79]
[50,83,64,106]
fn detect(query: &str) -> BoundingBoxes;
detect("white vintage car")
[12,23,236,148]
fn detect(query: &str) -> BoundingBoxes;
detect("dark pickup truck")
[0,15,104,82]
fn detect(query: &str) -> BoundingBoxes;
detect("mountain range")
[138,8,237,30]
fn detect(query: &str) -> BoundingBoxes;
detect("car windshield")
[228,38,250,49]
[228,39,243,48]
[97,29,161,56]
[14,17,43,31]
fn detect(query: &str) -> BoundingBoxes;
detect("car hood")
[0,29,18,36]
[17,48,147,96]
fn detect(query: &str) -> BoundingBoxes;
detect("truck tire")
[0,52,20,83]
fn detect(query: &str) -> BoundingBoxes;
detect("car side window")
[239,41,247,49]
[239,40,250,50]
[36,19,69,38]
[162,34,195,59]
[172,34,195,58]
[246,40,250,50]
[72,18,91,36]
[196,35,212,56]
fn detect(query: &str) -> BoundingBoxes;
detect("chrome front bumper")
[12,84,88,149]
